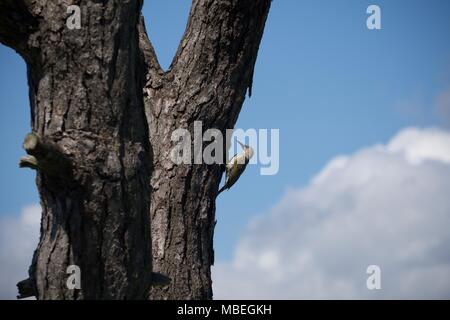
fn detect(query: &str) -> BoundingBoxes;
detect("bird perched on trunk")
[217,141,254,196]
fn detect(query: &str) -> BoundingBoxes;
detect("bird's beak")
[237,140,246,149]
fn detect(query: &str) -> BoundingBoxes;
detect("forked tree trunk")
[0,0,271,299]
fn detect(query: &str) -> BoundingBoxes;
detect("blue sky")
[1,0,450,291]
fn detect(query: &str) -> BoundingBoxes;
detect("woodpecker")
[217,141,254,196]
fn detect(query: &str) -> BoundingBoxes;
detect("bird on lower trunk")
[217,141,254,196]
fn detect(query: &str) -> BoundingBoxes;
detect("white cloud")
[387,127,450,164]
[213,127,450,299]
[0,204,40,300]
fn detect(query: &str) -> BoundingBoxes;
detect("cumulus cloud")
[213,127,450,299]
[0,204,40,299]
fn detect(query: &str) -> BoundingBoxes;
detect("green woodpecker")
[217,141,254,195]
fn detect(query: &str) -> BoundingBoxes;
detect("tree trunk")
[1,0,152,300]
[0,0,271,300]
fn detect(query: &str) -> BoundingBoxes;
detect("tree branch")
[169,0,271,108]
[20,132,71,178]
[17,277,37,299]
[0,0,37,57]
[19,155,38,170]
[146,0,271,299]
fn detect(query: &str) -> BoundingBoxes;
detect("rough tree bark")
[0,0,271,299]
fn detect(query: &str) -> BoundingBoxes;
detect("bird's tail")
[216,185,227,197]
